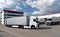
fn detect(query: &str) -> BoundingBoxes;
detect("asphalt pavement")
[0,24,60,37]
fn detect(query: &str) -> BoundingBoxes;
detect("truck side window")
[33,19,36,22]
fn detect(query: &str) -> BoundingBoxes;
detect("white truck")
[46,17,60,25]
[4,16,40,29]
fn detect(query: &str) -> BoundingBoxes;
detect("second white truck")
[46,17,60,25]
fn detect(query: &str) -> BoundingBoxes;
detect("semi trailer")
[36,12,60,26]
[46,17,60,25]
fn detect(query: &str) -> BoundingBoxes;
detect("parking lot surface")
[0,24,60,37]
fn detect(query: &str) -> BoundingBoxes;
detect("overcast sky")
[0,0,60,15]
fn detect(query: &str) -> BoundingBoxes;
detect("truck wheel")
[31,25,35,29]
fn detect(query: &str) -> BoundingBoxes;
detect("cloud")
[5,0,22,11]
[26,0,60,15]
[0,0,60,16]
[0,0,6,10]
[0,0,26,11]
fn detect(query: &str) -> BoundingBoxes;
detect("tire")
[31,25,35,29]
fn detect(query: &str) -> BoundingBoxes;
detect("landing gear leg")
[38,24,40,28]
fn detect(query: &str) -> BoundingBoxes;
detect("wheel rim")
[31,26,35,29]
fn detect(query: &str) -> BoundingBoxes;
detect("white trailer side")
[5,16,27,25]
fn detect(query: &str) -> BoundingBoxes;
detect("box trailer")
[39,18,47,24]
[36,12,60,26]
[46,17,60,25]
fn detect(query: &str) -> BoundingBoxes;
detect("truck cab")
[24,16,40,29]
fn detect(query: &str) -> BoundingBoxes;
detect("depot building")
[1,10,24,25]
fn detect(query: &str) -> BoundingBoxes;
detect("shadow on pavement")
[0,35,2,37]
[47,24,60,26]
[22,27,52,30]
[8,26,52,30]
[0,30,4,32]
[0,31,3,37]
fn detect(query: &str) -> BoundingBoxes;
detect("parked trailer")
[39,18,47,24]
[46,17,60,25]
[36,12,60,26]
